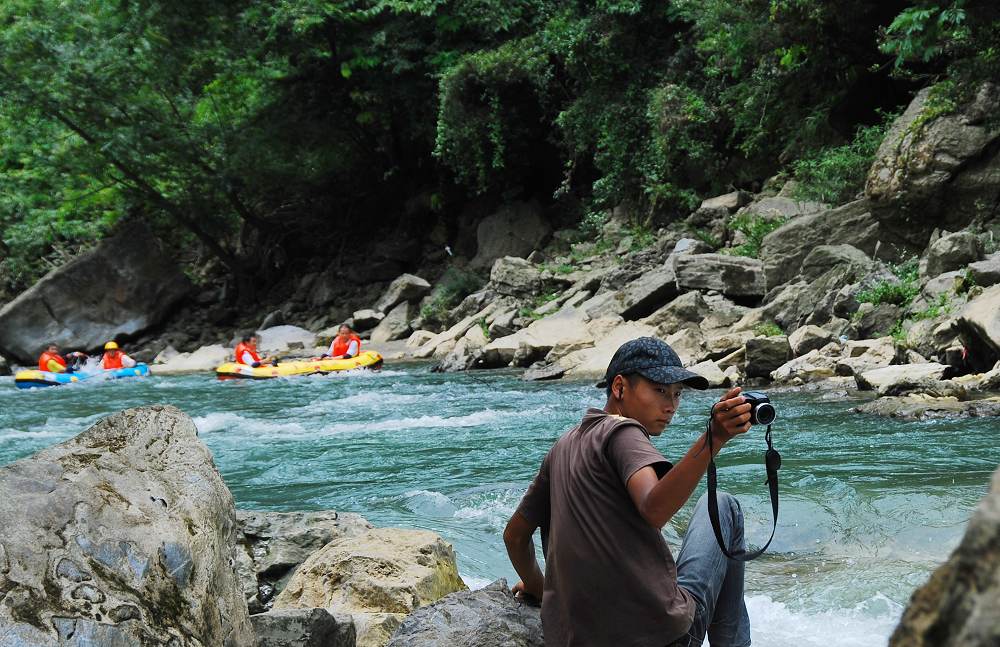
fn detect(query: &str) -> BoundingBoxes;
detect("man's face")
[619,375,683,436]
[47,345,58,354]
[338,327,350,338]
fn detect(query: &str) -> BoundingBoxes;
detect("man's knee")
[696,491,742,521]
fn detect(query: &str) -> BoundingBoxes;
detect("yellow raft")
[215,350,383,380]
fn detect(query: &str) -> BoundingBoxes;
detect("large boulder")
[674,254,765,300]
[371,301,416,344]
[412,306,495,360]
[922,231,983,279]
[470,201,551,269]
[387,579,543,647]
[489,257,542,297]
[0,406,253,645]
[770,349,839,384]
[954,284,1000,370]
[738,196,826,221]
[274,528,467,647]
[759,200,896,291]
[436,326,489,372]
[376,274,432,314]
[0,222,192,363]
[580,265,679,321]
[836,337,896,376]
[235,510,374,613]
[0,354,10,376]
[855,363,949,394]
[258,325,318,353]
[788,325,836,357]
[480,309,596,369]
[890,465,1000,645]
[867,83,1000,238]
[353,309,386,332]
[744,336,790,379]
[560,322,658,378]
[854,395,1000,420]
[799,244,873,282]
[252,608,356,647]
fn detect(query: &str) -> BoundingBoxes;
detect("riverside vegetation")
[2,1,1000,646]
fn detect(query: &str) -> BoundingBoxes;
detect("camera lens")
[753,402,776,426]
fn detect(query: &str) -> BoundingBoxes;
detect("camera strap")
[705,411,781,561]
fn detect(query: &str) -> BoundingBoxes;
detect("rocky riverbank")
[2,85,998,421]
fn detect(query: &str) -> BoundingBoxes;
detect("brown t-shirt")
[517,408,695,646]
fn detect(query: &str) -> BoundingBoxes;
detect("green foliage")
[723,213,787,258]
[908,80,960,135]
[791,117,893,204]
[625,223,657,252]
[880,1,969,69]
[753,321,784,337]
[689,228,722,250]
[910,292,953,321]
[420,266,486,327]
[856,258,921,307]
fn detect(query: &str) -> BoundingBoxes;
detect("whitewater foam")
[744,593,901,647]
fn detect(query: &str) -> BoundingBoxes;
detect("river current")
[1,366,996,646]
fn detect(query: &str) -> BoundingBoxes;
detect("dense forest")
[1,0,997,303]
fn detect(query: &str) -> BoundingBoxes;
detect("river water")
[1,366,996,646]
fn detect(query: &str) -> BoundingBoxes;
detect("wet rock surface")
[252,608,357,647]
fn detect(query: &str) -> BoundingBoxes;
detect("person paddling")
[323,324,361,359]
[38,343,88,373]
[234,334,276,367]
[101,341,136,370]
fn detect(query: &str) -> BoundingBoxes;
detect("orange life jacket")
[39,351,67,372]
[332,334,362,357]
[102,351,124,370]
[235,342,261,365]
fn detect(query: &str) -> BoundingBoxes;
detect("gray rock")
[890,464,1000,645]
[760,200,889,291]
[236,510,373,613]
[880,378,967,399]
[922,231,983,278]
[788,325,836,357]
[699,191,751,213]
[854,395,1000,420]
[853,302,904,339]
[522,362,568,381]
[387,579,543,647]
[739,196,826,221]
[487,309,518,339]
[252,608,356,647]
[371,301,416,344]
[642,291,707,333]
[855,363,950,394]
[261,309,286,330]
[0,222,192,363]
[745,336,791,379]
[800,245,873,282]
[471,201,551,269]
[435,327,489,372]
[922,271,964,301]
[0,406,253,645]
[582,265,679,321]
[353,309,386,332]
[674,254,765,300]
[868,83,1000,238]
[0,354,10,376]
[968,252,1000,288]
[954,284,1000,370]
[490,257,543,297]
[376,274,432,314]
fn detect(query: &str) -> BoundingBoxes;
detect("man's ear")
[612,374,626,400]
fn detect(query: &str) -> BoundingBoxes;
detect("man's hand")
[512,576,543,602]
[710,386,752,441]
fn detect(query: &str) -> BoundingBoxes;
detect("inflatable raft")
[215,350,384,380]
[14,364,150,389]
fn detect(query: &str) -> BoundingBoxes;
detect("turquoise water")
[2,366,997,646]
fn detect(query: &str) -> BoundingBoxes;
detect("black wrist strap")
[705,410,781,561]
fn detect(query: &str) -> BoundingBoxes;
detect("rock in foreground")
[388,579,543,647]
[252,607,356,647]
[0,405,253,646]
[890,465,1000,646]
[274,527,467,647]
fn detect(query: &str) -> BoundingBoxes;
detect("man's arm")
[627,387,752,529]
[503,511,544,601]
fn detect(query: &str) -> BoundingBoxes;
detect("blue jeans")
[671,492,751,647]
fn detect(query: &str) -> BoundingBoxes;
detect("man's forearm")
[639,429,729,527]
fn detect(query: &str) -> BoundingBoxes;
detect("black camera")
[743,391,776,426]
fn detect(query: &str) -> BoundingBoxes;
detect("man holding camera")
[504,336,754,646]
